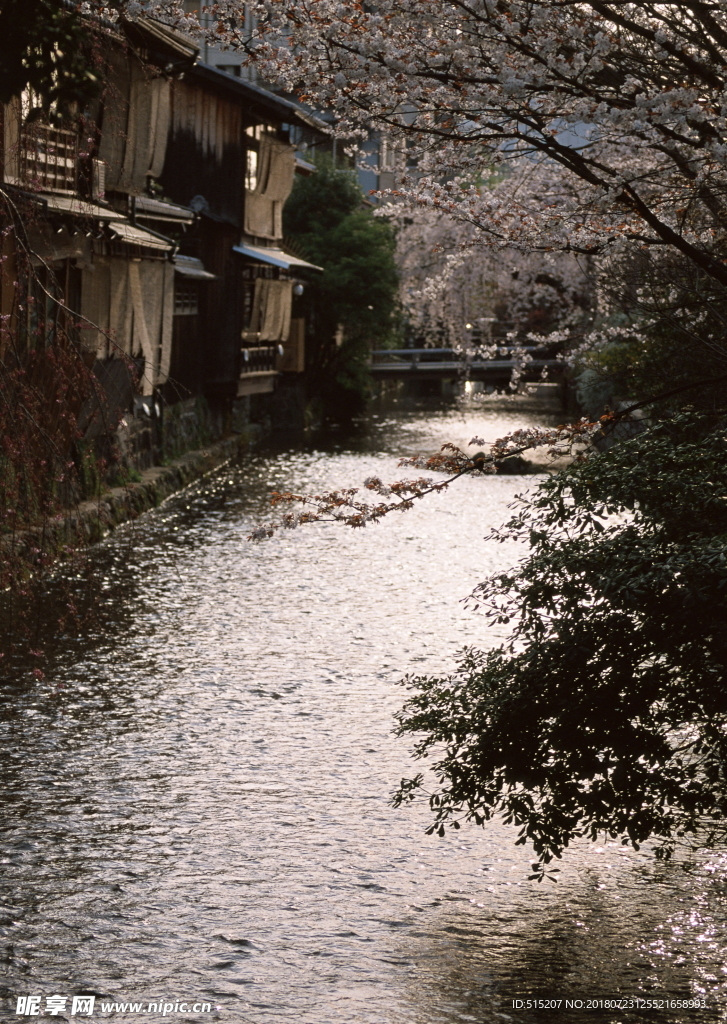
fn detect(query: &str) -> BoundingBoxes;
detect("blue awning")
[233,243,322,272]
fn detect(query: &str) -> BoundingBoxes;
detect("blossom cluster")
[205,2,727,282]
[248,419,603,540]
[383,200,593,355]
[98,0,727,381]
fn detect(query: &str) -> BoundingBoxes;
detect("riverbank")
[2,386,569,570]
[1,430,259,567]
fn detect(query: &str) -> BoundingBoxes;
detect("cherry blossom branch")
[248,419,602,541]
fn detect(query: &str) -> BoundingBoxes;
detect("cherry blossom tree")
[160,1,727,389]
[386,202,593,352]
[205,2,727,284]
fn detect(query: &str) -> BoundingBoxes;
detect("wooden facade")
[158,62,324,404]
[1,14,325,456]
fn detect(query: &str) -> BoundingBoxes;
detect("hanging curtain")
[243,134,296,240]
[85,258,172,393]
[246,278,292,342]
[261,279,292,341]
[263,138,297,202]
[244,192,277,238]
[99,54,171,194]
[128,260,174,393]
[108,257,134,357]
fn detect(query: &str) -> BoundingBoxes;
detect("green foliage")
[0,0,101,114]
[284,158,363,235]
[284,156,400,422]
[576,256,727,419]
[394,414,727,873]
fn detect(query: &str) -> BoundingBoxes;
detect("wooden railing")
[369,347,564,380]
[240,344,279,374]
[20,124,79,192]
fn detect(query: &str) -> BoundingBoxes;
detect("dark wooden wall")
[161,79,244,226]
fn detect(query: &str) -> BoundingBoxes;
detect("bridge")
[369,348,563,384]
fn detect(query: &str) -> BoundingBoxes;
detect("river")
[1,398,727,1024]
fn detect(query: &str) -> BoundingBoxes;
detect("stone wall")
[3,434,253,568]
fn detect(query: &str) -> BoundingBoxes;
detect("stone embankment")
[4,434,252,567]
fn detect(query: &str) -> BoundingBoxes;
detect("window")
[245,148,258,192]
[174,285,199,316]
[21,123,79,193]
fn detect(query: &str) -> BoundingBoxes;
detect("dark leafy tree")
[284,156,399,423]
[0,0,101,115]
[576,251,727,420]
[394,414,727,876]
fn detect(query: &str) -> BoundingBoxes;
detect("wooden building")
[157,61,322,406]
[1,13,324,465]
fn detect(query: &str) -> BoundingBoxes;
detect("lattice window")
[174,285,199,316]
[20,124,79,192]
[240,345,277,374]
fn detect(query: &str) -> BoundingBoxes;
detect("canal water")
[2,399,727,1024]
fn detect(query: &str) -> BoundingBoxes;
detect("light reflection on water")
[1,401,727,1024]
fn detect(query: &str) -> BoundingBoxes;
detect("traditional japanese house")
[1,12,325,469]
[157,62,323,412]
[1,16,200,469]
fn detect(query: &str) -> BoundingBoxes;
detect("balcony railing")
[240,345,279,375]
[20,124,79,192]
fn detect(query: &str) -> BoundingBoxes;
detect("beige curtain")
[272,202,283,239]
[149,78,171,179]
[244,134,295,240]
[247,278,292,342]
[255,134,273,195]
[86,258,172,393]
[261,280,292,341]
[99,54,171,194]
[128,261,154,387]
[128,260,174,393]
[244,192,277,238]
[263,138,296,202]
[157,261,174,385]
[109,258,135,358]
